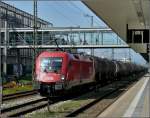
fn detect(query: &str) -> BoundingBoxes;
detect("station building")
[0,1,75,78]
[0,1,51,78]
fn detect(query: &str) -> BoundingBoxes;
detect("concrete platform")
[98,74,150,118]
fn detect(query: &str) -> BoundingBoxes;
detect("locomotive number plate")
[55,84,63,90]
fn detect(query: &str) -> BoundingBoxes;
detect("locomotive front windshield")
[41,57,62,73]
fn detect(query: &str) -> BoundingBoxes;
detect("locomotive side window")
[41,57,62,73]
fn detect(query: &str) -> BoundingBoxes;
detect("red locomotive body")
[35,51,95,96]
[34,51,147,96]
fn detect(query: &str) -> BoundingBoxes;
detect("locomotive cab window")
[41,57,62,73]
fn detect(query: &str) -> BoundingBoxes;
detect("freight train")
[34,51,147,96]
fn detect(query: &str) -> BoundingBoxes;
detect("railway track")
[1,86,94,117]
[1,75,141,117]
[1,90,93,117]
[1,97,48,117]
[66,79,137,118]
[2,90,38,101]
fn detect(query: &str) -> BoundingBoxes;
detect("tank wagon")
[34,51,147,96]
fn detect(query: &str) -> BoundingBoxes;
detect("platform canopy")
[83,0,150,61]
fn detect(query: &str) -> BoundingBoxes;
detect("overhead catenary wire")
[69,1,94,26]
[67,1,92,26]
[56,1,83,27]
[50,1,79,27]
[57,1,88,27]
[69,1,102,27]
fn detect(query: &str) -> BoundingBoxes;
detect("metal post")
[17,49,20,78]
[112,48,114,60]
[117,35,119,45]
[101,32,104,45]
[24,31,26,44]
[84,32,86,45]
[91,16,94,55]
[84,14,94,55]
[33,0,37,47]
[96,31,100,45]
[42,31,44,45]
[0,15,2,109]
[67,34,69,44]
[78,31,81,45]
[129,48,131,62]
[3,21,8,77]
[149,27,150,73]
[32,0,38,86]
[90,16,94,43]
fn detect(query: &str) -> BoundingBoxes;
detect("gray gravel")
[1,94,44,109]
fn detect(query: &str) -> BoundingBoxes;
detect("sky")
[3,0,147,65]
[4,0,107,27]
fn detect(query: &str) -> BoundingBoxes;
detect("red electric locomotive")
[34,51,148,96]
[34,51,95,96]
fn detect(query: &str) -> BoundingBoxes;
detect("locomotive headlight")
[61,75,65,80]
